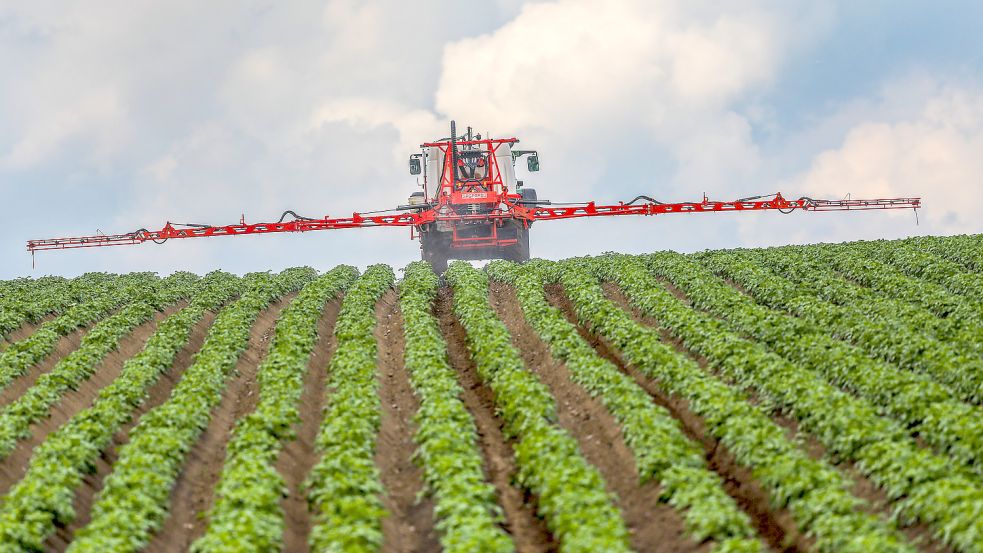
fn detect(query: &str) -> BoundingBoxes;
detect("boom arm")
[26,192,920,253]
[521,192,921,221]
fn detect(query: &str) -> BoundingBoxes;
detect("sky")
[1,0,981,279]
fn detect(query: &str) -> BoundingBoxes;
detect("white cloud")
[788,83,983,237]
[5,1,975,278]
[430,0,809,200]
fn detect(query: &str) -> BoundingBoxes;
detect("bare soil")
[373,291,440,553]
[2,313,57,346]
[0,304,181,498]
[0,324,92,408]
[275,295,342,552]
[699,277,955,553]
[546,283,806,553]
[45,308,216,552]
[146,294,295,553]
[601,279,952,553]
[436,290,558,553]
[489,282,709,553]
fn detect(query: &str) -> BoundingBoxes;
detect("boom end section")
[800,196,921,211]
[27,232,146,252]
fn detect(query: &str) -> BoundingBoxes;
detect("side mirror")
[527,154,540,172]
[409,157,422,175]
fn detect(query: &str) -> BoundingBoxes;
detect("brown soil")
[274,296,342,552]
[0,303,182,498]
[0,308,131,406]
[146,294,295,553]
[373,291,440,553]
[435,290,557,553]
[44,308,216,552]
[598,281,952,553]
[2,313,57,345]
[0,325,91,408]
[489,282,709,553]
[672,280,953,553]
[545,284,805,553]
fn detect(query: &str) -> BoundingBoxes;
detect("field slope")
[0,234,979,553]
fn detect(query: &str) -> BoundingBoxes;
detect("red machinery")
[27,121,921,272]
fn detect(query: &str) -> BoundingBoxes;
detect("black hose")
[276,210,316,223]
[132,228,168,245]
[625,195,664,205]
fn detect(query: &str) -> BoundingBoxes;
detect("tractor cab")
[406,121,541,272]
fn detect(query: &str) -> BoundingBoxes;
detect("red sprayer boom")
[27,121,921,272]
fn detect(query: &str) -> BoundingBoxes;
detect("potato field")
[0,234,982,553]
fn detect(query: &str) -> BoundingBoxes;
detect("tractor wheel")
[429,254,448,274]
[516,225,530,262]
[423,244,448,274]
[505,223,530,263]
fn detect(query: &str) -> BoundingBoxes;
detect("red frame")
[27,192,921,253]
[420,137,516,207]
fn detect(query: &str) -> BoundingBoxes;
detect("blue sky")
[1,1,981,279]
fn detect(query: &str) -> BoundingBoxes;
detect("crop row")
[0,271,162,391]
[0,270,243,551]
[0,276,65,302]
[855,239,983,302]
[446,262,632,553]
[562,257,914,552]
[592,255,983,552]
[487,260,761,552]
[66,268,317,553]
[303,265,393,552]
[184,265,357,552]
[701,251,983,404]
[0,274,96,339]
[0,271,201,459]
[836,241,983,327]
[805,243,982,328]
[753,246,982,355]
[910,234,983,273]
[190,266,358,552]
[399,262,513,552]
[645,252,983,477]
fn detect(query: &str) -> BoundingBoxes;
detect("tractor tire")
[505,222,530,263]
[422,243,448,274]
[428,254,448,274]
[516,225,530,262]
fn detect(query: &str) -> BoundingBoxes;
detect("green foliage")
[301,265,393,553]
[911,234,983,274]
[62,267,321,553]
[400,261,513,553]
[758,245,982,354]
[0,272,203,459]
[0,270,243,552]
[871,238,983,301]
[486,259,761,551]
[597,254,983,552]
[809,242,983,330]
[562,256,914,553]
[176,266,358,553]
[700,250,983,404]
[446,261,631,553]
[647,251,983,478]
[0,273,106,338]
[0,271,164,391]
